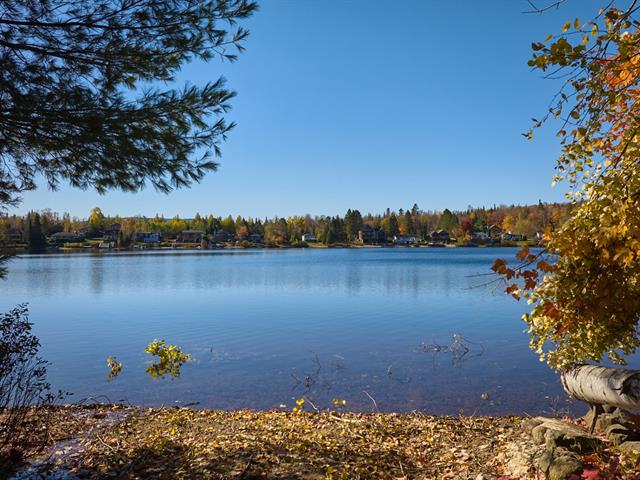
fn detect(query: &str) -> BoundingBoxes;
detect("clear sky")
[17,0,600,219]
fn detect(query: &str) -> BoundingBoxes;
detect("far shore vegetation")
[3,202,571,252]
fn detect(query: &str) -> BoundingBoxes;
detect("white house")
[393,235,419,245]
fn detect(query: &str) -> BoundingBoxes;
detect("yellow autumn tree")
[495,2,640,370]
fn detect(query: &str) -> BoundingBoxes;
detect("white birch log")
[561,365,640,410]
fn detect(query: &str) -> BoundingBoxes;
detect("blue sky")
[17,1,599,218]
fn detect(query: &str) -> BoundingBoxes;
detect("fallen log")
[561,365,640,432]
[561,365,640,410]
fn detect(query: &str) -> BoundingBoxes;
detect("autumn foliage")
[496,2,640,370]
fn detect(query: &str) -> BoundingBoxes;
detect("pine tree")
[27,213,46,250]
[384,214,399,238]
[0,0,257,207]
[438,209,459,233]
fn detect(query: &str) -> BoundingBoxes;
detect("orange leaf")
[516,246,530,261]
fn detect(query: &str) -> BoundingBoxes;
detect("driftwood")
[561,365,640,409]
[561,365,640,432]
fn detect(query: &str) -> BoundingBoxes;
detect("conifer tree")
[0,0,257,207]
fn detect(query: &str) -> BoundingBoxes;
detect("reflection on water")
[0,248,613,414]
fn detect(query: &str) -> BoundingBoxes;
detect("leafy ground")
[11,406,640,480]
[20,407,522,479]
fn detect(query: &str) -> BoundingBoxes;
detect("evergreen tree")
[344,209,356,241]
[404,210,414,234]
[23,214,31,245]
[438,209,459,233]
[383,214,399,238]
[0,0,257,207]
[220,215,236,233]
[323,224,335,244]
[351,210,363,240]
[27,213,46,250]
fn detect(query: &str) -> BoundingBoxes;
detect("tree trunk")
[561,365,640,410]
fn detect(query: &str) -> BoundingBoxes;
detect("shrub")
[145,339,191,379]
[0,304,61,472]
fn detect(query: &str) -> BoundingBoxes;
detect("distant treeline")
[1,202,572,248]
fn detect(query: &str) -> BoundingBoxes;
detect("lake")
[0,247,600,415]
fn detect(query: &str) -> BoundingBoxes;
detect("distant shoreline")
[6,241,538,255]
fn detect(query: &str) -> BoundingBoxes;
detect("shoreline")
[4,242,538,256]
[8,404,527,479]
[8,404,638,479]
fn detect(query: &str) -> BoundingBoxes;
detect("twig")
[362,390,379,413]
[237,456,253,478]
[95,432,117,453]
[303,396,320,412]
[328,413,364,424]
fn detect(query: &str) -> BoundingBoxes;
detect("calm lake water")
[0,247,610,415]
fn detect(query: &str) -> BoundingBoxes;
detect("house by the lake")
[135,232,162,243]
[178,230,205,243]
[472,231,490,242]
[357,225,385,244]
[393,235,419,245]
[103,223,121,241]
[247,233,264,243]
[2,227,23,244]
[301,233,317,242]
[428,229,451,244]
[487,224,502,239]
[211,229,234,243]
[49,231,85,244]
[501,232,526,242]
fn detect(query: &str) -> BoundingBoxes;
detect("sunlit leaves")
[291,397,306,414]
[503,2,640,370]
[145,340,191,380]
[106,356,123,381]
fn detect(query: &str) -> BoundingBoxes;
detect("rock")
[618,441,640,454]
[505,435,584,479]
[535,447,554,472]
[531,446,582,480]
[513,418,599,479]
[548,451,582,480]
[596,413,618,432]
[504,438,545,479]
[606,423,631,446]
[584,411,619,432]
[530,417,599,452]
[584,406,639,433]
[522,417,544,432]
[531,424,547,444]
